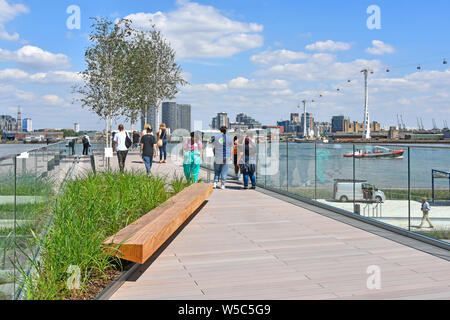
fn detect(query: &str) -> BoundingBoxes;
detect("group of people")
[112,124,258,190]
[179,126,258,189]
[112,123,168,173]
[210,126,257,190]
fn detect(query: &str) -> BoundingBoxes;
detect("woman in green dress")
[183,132,204,183]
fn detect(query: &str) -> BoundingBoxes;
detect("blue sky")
[1,0,450,130]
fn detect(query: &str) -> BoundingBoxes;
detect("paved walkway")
[109,156,450,300]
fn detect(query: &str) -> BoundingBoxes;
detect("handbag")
[125,133,132,149]
[157,130,164,147]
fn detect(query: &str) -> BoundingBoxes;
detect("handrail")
[0,141,67,161]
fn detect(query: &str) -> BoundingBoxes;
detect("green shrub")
[0,171,53,196]
[21,171,186,300]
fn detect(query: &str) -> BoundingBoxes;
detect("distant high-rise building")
[232,113,262,129]
[23,118,32,132]
[332,115,345,133]
[290,113,300,123]
[74,123,80,133]
[162,102,192,132]
[0,115,16,131]
[370,121,381,132]
[141,106,158,132]
[211,112,230,130]
[16,106,22,133]
[178,104,191,132]
[300,113,314,135]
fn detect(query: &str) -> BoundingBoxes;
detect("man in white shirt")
[113,124,129,172]
[82,133,91,156]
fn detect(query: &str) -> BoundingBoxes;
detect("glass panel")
[0,157,16,300]
[263,129,282,190]
[411,146,450,240]
[313,143,356,211]
[352,144,409,229]
[287,142,316,199]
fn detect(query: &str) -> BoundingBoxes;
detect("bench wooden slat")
[104,183,213,264]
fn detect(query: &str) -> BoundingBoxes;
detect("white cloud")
[184,77,290,94]
[250,49,309,66]
[256,54,383,82]
[0,0,29,41]
[42,94,65,106]
[0,46,71,70]
[366,40,395,55]
[306,40,352,52]
[0,68,81,84]
[124,0,264,59]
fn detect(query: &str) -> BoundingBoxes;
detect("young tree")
[125,24,187,132]
[74,17,133,147]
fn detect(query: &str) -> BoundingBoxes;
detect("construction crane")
[420,118,425,131]
[432,119,438,130]
[417,117,422,131]
[400,115,406,130]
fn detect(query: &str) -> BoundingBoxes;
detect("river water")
[262,143,450,190]
[0,144,47,159]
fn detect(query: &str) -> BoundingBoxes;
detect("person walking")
[113,124,130,173]
[233,136,240,180]
[142,124,152,137]
[418,197,434,228]
[158,123,168,164]
[82,133,91,156]
[132,131,140,150]
[140,127,157,174]
[238,132,257,190]
[68,138,75,155]
[213,126,233,190]
[183,132,203,183]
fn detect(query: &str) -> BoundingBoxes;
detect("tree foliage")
[74,17,187,138]
[75,17,132,120]
[124,25,187,125]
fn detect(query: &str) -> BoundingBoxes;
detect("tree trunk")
[105,116,109,149]
[110,117,113,147]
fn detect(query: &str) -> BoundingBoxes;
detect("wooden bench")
[103,183,213,264]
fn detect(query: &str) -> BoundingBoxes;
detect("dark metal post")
[314,141,317,200]
[13,156,17,296]
[353,144,356,211]
[431,170,435,203]
[408,147,411,231]
[286,139,289,191]
[264,134,267,188]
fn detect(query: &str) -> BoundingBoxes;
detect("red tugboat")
[344,146,404,159]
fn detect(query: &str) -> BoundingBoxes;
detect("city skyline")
[0,1,450,130]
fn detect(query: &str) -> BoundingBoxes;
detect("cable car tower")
[361,69,373,140]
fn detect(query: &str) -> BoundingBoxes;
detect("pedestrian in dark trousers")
[132,130,140,150]
[140,128,157,174]
[238,132,257,190]
[82,133,91,156]
[113,124,129,173]
[68,139,75,155]
[158,123,168,164]
[212,127,234,190]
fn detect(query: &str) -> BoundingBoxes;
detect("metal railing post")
[408,147,411,231]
